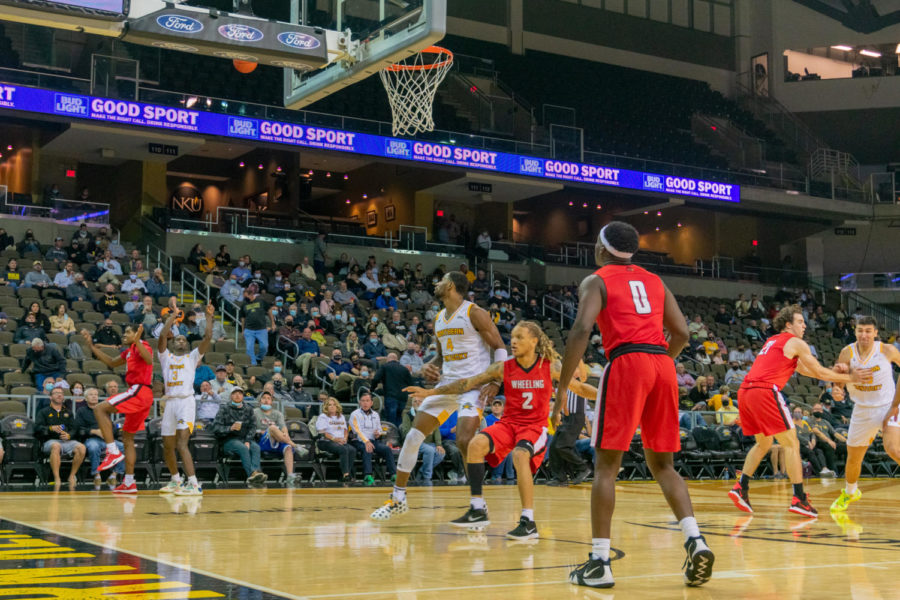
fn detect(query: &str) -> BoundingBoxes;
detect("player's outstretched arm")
[404,361,504,401]
[790,338,869,384]
[159,310,180,354]
[554,275,605,419]
[831,346,853,390]
[80,329,125,369]
[197,304,216,355]
[132,325,152,364]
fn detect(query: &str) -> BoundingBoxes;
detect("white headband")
[599,225,634,259]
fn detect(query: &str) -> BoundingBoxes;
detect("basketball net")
[380,46,454,137]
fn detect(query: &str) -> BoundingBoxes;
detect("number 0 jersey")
[435,300,492,381]
[502,357,552,427]
[594,264,668,353]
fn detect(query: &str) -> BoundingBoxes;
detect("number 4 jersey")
[593,264,668,353]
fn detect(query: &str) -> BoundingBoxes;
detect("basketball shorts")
[480,420,548,474]
[107,384,154,433]
[847,403,894,446]
[737,386,793,437]
[592,353,680,452]
[161,395,196,437]
[420,388,483,422]
[259,431,292,454]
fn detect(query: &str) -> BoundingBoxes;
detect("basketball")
[232,60,257,74]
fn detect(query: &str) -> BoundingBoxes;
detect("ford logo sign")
[156,14,204,34]
[277,31,321,50]
[218,24,264,43]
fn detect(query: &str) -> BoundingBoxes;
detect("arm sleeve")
[20,350,32,372]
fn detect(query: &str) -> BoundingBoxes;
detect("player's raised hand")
[403,386,430,402]
[422,362,441,383]
[206,303,215,317]
[135,324,144,339]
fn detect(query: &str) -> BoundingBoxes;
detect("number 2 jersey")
[502,357,552,427]
[594,264,668,353]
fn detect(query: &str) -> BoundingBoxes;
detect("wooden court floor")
[0,478,898,599]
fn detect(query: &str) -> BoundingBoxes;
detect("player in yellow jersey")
[371,271,505,520]
[831,316,900,512]
[157,304,215,496]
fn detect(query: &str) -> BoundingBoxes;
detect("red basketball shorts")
[592,353,680,452]
[481,420,548,474]
[107,384,154,433]
[737,385,794,437]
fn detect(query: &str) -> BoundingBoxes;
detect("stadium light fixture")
[860,49,881,57]
[831,45,853,51]
[345,199,351,204]
[642,211,648,215]
[656,211,662,216]
[655,227,660,232]
[343,174,349,180]
[677,222,682,228]
[258,164,264,170]
[5,145,11,151]
[326,172,331,178]
[362,194,368,199]
[582,202,588,208]
[596,204,602,210]
[568,201,574,206]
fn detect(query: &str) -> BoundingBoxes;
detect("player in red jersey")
[81,324,154,494]
[405,321,593,540]
[554,221,713,589]
[728,304,869,517]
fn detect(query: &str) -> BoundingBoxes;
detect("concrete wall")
[809,222,900,277]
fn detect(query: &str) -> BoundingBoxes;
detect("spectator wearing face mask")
[212,389,267,486]
[327,349,358,400]
[375,287,397,311]
[17,229,41,254]
[293,328,320,377]
[289,375,314,415]
[255,391,304,486]
[249,268,267,290]
[230,258,252,284]
[400,343,424,377]
[92,318,122,349]
[808,403,843,477]
[121,272,147,294]
[715,394,739,426]
[267,270,286,295]
[95,284,124,318]
[363,332,387,362]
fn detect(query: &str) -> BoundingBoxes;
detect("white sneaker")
[175,481,203,496]
[159,480,182,494]
[370,497,409,521]
[819,468,836,477]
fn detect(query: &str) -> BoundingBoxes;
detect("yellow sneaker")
[830,488,862,512]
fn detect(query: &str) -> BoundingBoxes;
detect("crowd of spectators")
[4,226,900,487]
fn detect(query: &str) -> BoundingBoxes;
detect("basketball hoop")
[380,46,454,137]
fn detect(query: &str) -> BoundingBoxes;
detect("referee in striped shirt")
[548,386,594,486]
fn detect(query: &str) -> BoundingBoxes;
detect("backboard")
[282,0,447,110]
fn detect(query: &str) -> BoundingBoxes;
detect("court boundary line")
[0,515,303,600]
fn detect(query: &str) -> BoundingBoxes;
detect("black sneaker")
[506,516,539,540]
[546,479,569,487]
[449,506,490,528]
[682,535,715,587]
[569,553,614,588]
[571,466,592,485]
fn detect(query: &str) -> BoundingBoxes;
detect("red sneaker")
[789,493,818,518]
[97,451,124,472]
[112,482,137,494]
[728,482,753,513]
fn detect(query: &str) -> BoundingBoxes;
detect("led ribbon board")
[0,83,740,203]
[0,0,126,18]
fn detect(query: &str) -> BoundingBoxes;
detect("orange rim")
[384,46,454,72]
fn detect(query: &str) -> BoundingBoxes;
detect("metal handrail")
[144,243,174,291]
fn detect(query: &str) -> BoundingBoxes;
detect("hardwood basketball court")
[0,478,896,599]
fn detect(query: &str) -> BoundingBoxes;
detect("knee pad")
[398,428,425,473]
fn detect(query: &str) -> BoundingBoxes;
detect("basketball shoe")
[830,488,861,512]
[789,493,818,517]
[728,482,753,513]
[370,497,408,521]
[569,554,614,588]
